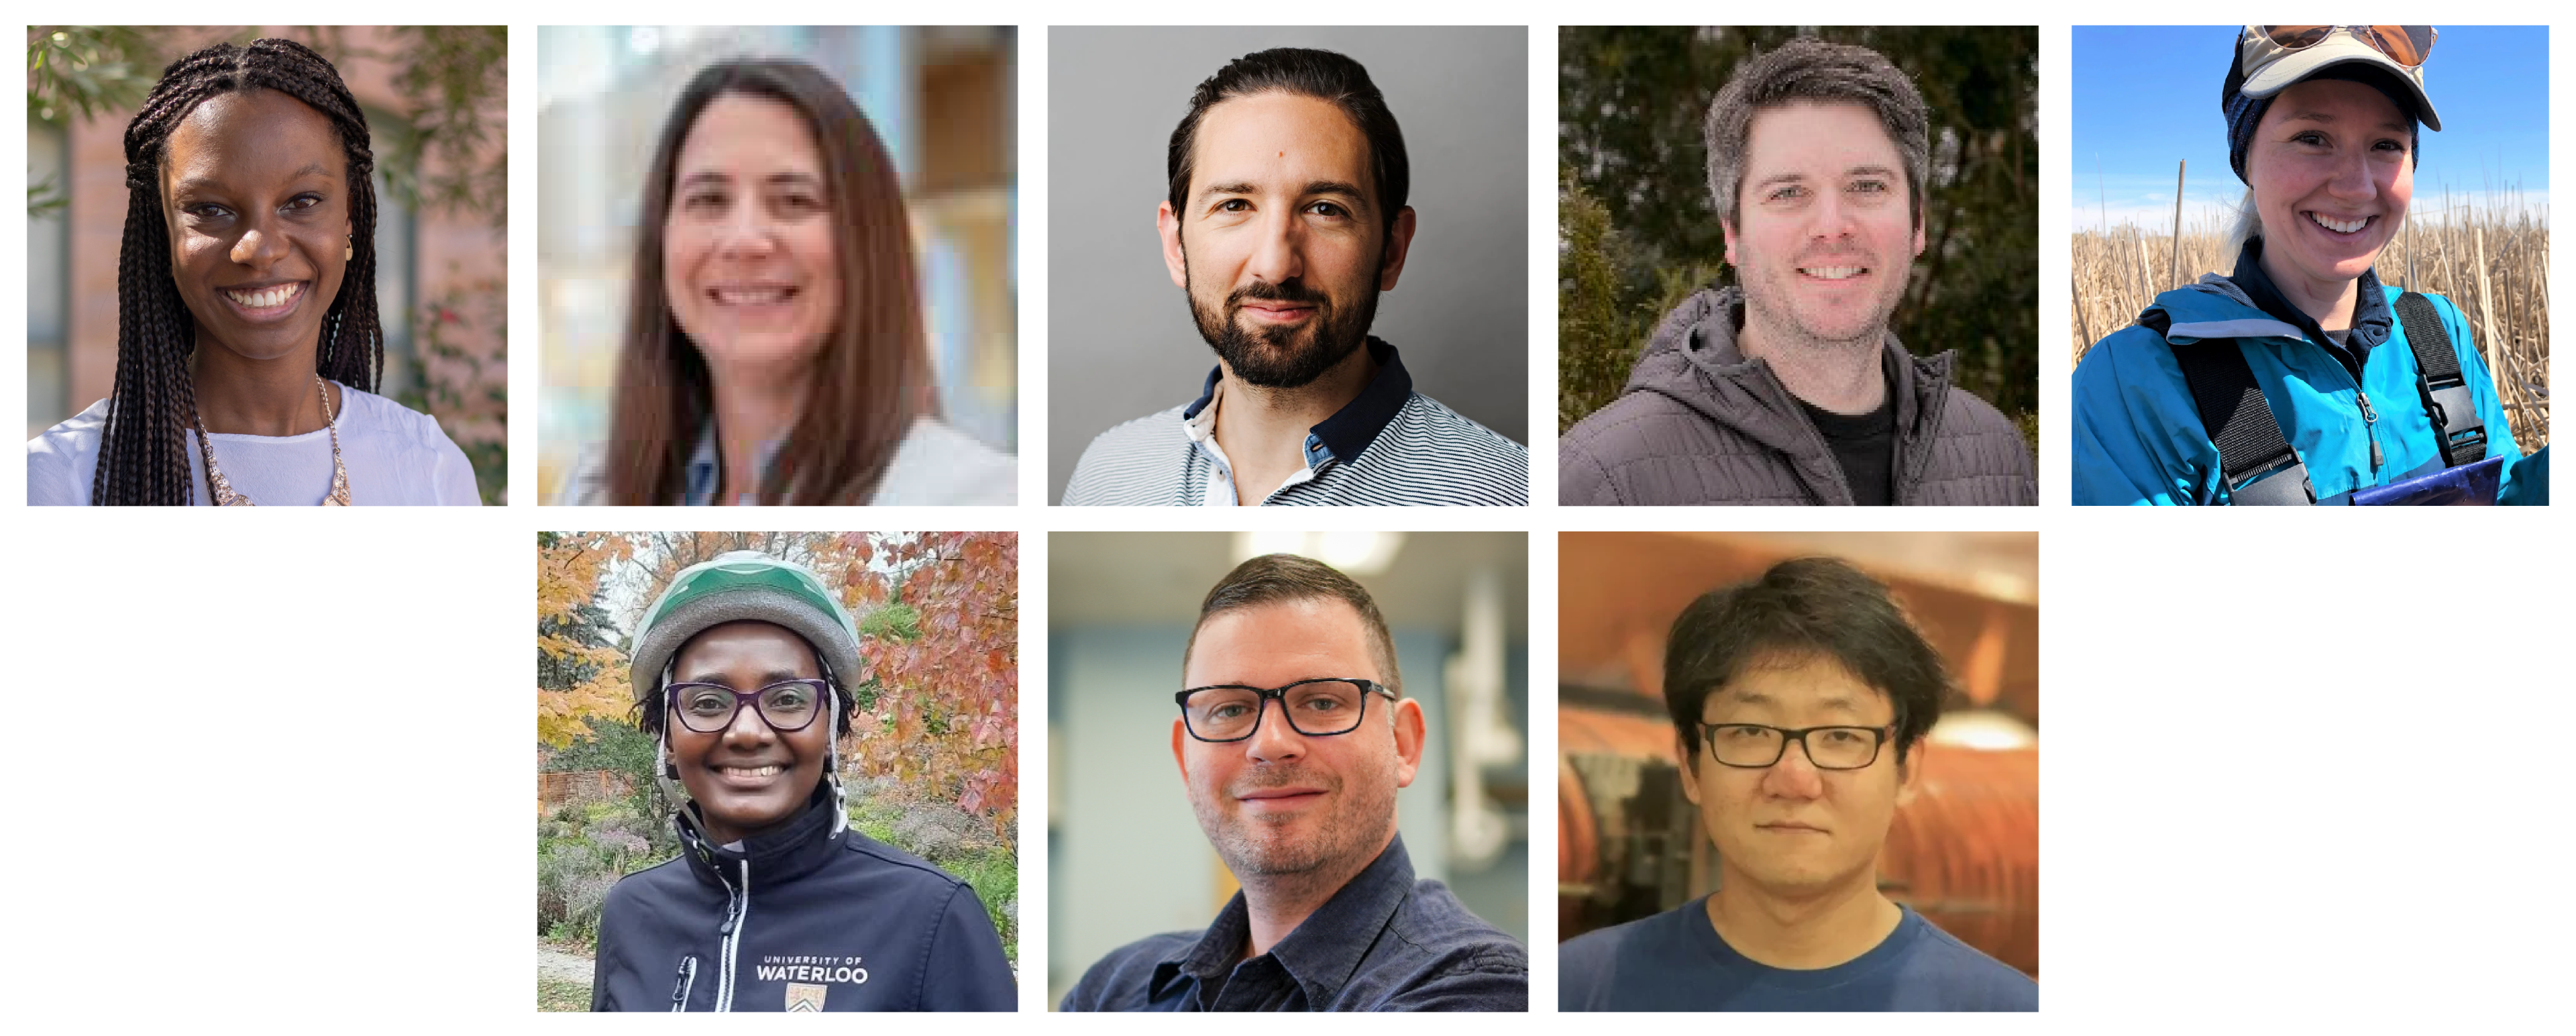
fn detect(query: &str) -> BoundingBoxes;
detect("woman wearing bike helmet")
[589,551,1014,1011]
[2073,26,2540,505]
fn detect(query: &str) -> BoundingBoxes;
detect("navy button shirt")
[1060,835,1527,1011]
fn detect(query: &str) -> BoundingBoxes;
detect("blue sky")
[2072,25,2547,231]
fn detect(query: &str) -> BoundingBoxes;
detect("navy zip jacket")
[590,790,1014,1012]
[1059,835,1526,1011]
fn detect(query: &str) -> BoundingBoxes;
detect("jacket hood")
[2140,274,2304,341]
[1619,284,1951,453]
[673,781,844,888]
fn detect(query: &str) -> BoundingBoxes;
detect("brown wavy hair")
[603,58,931,505]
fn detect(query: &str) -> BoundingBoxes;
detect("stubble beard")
[1737,241,1909,356]
[1182,244,1381,389]
[1189,760,1397,888]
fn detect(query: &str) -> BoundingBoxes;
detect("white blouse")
[25,383,482,506]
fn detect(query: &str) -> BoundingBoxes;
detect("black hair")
[1166,47,1410,237]
[1186,553,1403,696]
[93,38,384,505]
[1663,556,1949,770]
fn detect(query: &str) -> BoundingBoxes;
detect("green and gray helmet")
[631,550,863,704]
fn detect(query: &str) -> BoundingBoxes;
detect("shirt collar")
[1179,338,1414,466]
[2228,237,2392,355]
[683,421,786,505]
[1148,833,1417,1006]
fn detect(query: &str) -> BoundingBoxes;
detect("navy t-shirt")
[1558,898,2035,1011]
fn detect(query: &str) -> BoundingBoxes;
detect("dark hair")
[93,38,382,505]
[1663,556,1948,770]
[1703,37,1930,231]
[1166,47,1410,236]
[1186,553,1403,695]
[603,58,932,505]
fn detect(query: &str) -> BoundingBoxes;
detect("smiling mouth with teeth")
[223,282,305,309]
[2308,212,2373,235]
[1800,266,1866,280]
[709,287,797,305]
[718,765,784,778]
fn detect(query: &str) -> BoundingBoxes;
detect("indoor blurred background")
[26,25,508,502]
[1558,531,2038,977]
[535,25,1016,501]
[1050,531,1529,1008]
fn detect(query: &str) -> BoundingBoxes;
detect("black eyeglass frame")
[1695,722,1896,770]
[1174,678,1397,743]
[665,678,835,735]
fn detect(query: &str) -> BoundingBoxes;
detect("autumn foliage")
[537,531,633,747]
[536,531,1019,836]
[820,532,1020,836]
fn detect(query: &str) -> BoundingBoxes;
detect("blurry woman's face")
[159,89,353,364]
[2249,78,2414,294]
[663,93,841,382]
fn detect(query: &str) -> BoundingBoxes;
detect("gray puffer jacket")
[1560,286,2035,505]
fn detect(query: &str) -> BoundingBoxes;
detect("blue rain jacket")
[2073,276,2526,505]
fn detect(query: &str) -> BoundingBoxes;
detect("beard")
[1184,256,1380,390]
[1189,759,1396,880]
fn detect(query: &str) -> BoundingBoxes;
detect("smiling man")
[1059,48,1527,506]
[1061,554,1526,1011]
[1558,557,2035,1011]
[1558,38,2034,505]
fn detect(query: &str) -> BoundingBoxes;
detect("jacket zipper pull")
[671,955,697,1012]
[2355,391,2383,470]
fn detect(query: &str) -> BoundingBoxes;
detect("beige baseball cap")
[2231,25,2440,130]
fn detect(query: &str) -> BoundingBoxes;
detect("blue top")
[1558,898,2035,1012]
[2072,240,2528,504]
[1059,835,1527,1011]
[1059,339,1528,505]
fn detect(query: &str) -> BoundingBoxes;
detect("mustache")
[1228,765,1338,797]
[1228,279,1330,308]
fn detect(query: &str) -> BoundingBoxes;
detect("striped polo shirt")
[1060,339,1527,506]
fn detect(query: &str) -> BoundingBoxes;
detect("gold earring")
[344,236,354,261]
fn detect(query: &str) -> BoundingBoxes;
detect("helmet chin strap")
[819,657,849,837]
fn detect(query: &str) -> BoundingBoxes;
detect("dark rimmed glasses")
[1176,678,1395,742]
[667,678,830,734]
[1698,723,1894,770]
[2261,25,2437,68]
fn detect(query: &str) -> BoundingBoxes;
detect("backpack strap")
[2390,292,2489,468]
[2148,309,2314,505]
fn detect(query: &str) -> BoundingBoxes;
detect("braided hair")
[93,38,383,506]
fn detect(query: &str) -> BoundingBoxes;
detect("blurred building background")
[26,25,508,501]
[1558,531,2039,977]
[1050,531,1529,1008]
[535,26,1016,501]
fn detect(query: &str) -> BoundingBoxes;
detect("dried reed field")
[2072,195,2550,451]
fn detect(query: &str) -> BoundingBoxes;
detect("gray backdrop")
[1048,27,1529,503]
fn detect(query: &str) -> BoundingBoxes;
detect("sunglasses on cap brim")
[2263,25,2437,68]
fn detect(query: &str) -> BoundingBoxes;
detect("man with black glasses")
[1558,556,2035,1011]
[1061,553,1526,1011]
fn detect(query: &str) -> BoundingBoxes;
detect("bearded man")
[1059,48,1527,507]
[1059,554,1527,1010]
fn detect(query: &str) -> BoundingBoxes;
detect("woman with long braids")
[553,58,1015,506]
[26,38,479,506]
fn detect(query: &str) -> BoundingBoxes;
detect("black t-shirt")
[1795,366,1898,505]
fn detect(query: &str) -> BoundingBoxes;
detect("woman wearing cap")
[552,58,1016,506]
[590,552,1015,1011]
[2073,25,2536,505]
